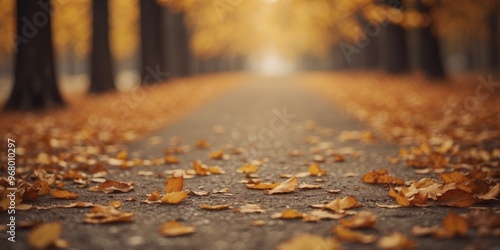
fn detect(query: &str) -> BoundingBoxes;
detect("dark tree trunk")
[4,0,64,111]
[165,10,191,77]
[89,0,115,94]
[415,0,445,78]
[486,11,499,72]
[140,0,166,85]
[382,0,409,74]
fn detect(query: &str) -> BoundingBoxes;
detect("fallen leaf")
[251,220,266,226]
[84,205,134,224]
[340,211,376,229]
[302,210,346,222]
[376,203,403,209]
[189,190,209,196]
[265,176,297,195]
[276,234,340,250]
[238,204,265,213]
[308,164,327,176]
[437,189,475,207]
[477,184,499,201]
[165,171,183,193]
[327,189,341,194]
[161,191,188,204]
[159,221,196,237]
[388,188,411,207]
[195,139,210,149]
[28,222,62,250]
[411,225,439,236]
[193,160,211,176]
[49,190,79,199]
[92,180,134,194]
[377,232,415,249]
[246,182,281,190]
[298,183,322,189]
[362,169,404,185]
[237,164,258,174]
[35,201,94,210]
[332,225,377,244]
[210,150,224,160]
[271,209,304,219]
[436,210,468,238]
[440,171,468,184]
[323,196,363,212]
[164,155,180,164]
[200,204,230,210]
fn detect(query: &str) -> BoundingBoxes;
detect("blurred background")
[0,0,499,108]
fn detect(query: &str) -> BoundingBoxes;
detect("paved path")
[5,75,499,249]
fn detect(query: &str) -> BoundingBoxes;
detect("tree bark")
[89,0,115,94]
[140,0,166,85]
[415,0,445,78]
[165,10,191,77]
[4,0,64,111]
[382,0,409,74]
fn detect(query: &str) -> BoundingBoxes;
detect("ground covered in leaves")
[1,73,499,249]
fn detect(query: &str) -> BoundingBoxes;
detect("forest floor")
[0,72,499,250]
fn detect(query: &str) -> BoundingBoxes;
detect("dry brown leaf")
[28,222,62,250]
[207,166,225,174]
[161,191,188,204]
[376,203,403,209]
[302,210,346,222]
[377,232,415,249]
[276,234,340,250]
[193,160,211,176]
[271,209,304,219]
[49,190,79,199]
[332,225,377,244]
[308,163,327,176]
[437,189,475,207]
[84,205,134,224]
[340,211,377,229]
[333,154,345,162]
[165,171,183,193]
[159,221,196,237]
[238,204,265,213]
[266,176,298,195]
[246,182,281,190]
[362,169,404,185]
[298,183,322,189]
[435,210,468,238]
[92,180,134,194]
[195,139,210,149]
[327,189,341,194]
[411,225,439,236]
[200,204,230,210]
[440,172,468,184]
[477,184,499,201]
[237,164,258,174]
[323,196,363,212]
[189,190,209,196]
[164,155,180,164]
[388,188,411,207]
[251,220,266,226]
[210,150,224,160]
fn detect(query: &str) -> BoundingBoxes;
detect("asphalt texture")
[2,75,499,250]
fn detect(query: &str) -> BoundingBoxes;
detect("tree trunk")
[382,0,409,74]
[415,0,445,78]
[140,0,166,85]
[165,10,191,78]
[89,0,115,94]
[4,0,64,111]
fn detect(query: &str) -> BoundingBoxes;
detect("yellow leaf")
[277,234,340,250]
[340,211,376,229]
[388,188,411,207]
[165,171,184,193]
[28,222,62,249]
[324,196,362,212]
[332,225,377,244]
[49,190,78,199]
[237,164,258,174]
[308,163,327,176]
[161,191,188,204]
[377,232,415,249]
[159,221,196,237]
[266,176,298,194]
[271,209,303,219]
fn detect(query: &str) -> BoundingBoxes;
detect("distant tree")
[414,0,445,78]
[165,10,191,77]
[89,0,115,93]
[140,0,166,85]
[381,0,409,74]
[4,0,64,111]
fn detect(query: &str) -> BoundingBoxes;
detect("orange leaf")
[437,189,475,207]
[272,209,304,219]
[332,225,377,244]
[93,180,134,194]
[266,176,298,194]
[161,191,188,204]
[237,164,258,174]
[200,204,230,210]
[28,222,62,249]
[362,169,404,185]
[159,221,196,237]
[324,196,363,212]
[165,171,184,193]
[340,211,376,229]
[49,190,78,199]
[308,164,327,176]
[388,188,411,207]
[440,210,468,237]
